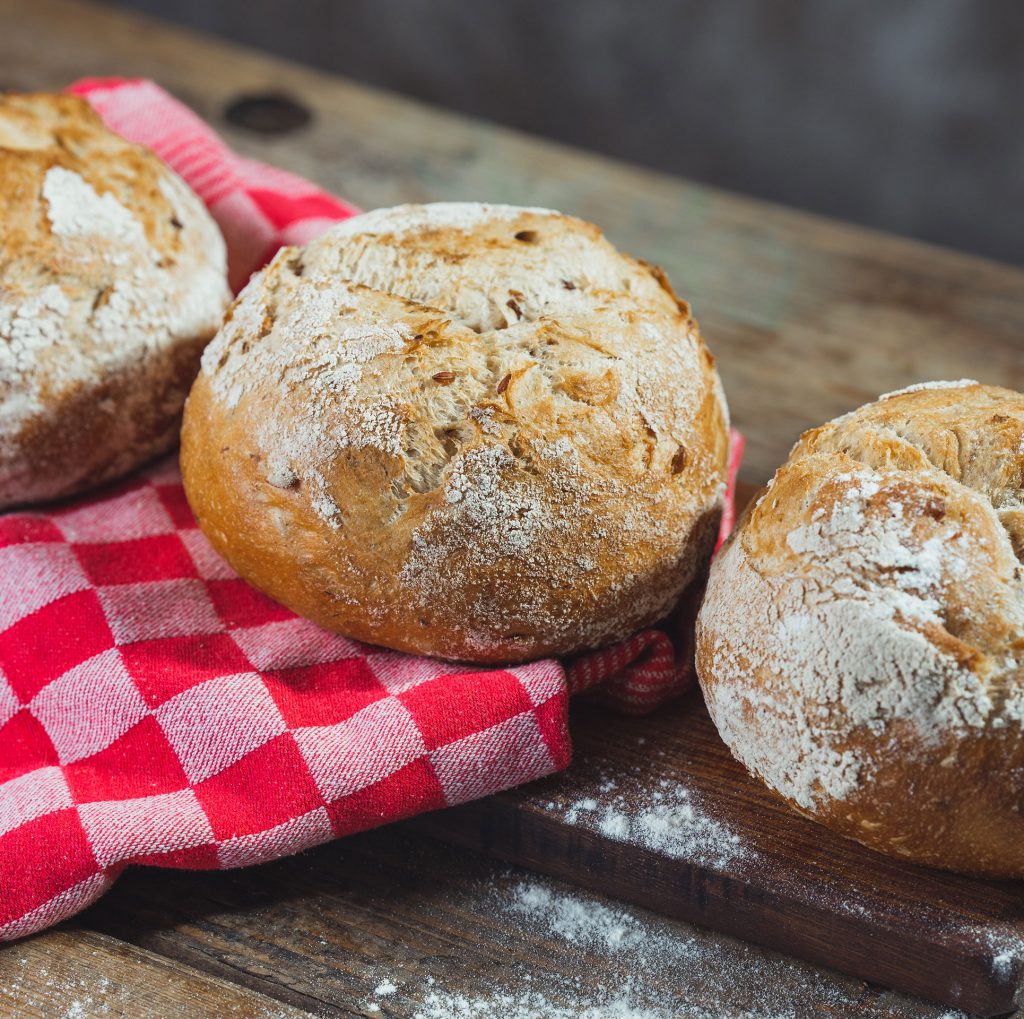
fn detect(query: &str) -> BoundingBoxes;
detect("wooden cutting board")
[418,494,1024,1018]
[418,695,1024,1016]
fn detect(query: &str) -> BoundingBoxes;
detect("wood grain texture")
[77,826,974,1019]
[0,929,309,1018]
[2,0,1023,490]
[418,697,1024,1016]
[0,2,1022,1017]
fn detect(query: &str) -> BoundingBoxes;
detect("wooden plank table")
[1,1,1022,1016]
[418,685,1024,1015]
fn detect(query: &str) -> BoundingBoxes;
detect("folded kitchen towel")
[0,79,743,942]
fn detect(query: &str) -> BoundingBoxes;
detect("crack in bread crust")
[183,203,729,663]
[0,92,230,508]
[697,381,1024,878]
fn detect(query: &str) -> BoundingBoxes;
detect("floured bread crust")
[697,381,1024,876]
[0,93,230,508]
[182,203,729,662]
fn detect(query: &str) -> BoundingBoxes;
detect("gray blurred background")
[111,0,1023,264]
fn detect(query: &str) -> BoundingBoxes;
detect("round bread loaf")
[182,203,729,663]
[0,92,230,509]
[697,380,1024,877]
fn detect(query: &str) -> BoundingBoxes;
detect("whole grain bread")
[182,203,729,662]
[697,380,1024,877]
[0,92,230,508]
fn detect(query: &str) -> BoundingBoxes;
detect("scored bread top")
[184,203,729,661]
[0,92,229,505]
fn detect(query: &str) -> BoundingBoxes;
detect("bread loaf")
[697,380,1024,876]
[0,93,230,508]
[182,203,729,663]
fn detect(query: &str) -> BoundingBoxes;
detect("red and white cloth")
[0,79,743,942]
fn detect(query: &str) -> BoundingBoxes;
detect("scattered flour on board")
[397,874,971,1019]
[562,777,749,869]
[0,964,116,1019]
[777,874,1024,986]
[508,882,646,953]
[0,871,990,1018]
[967,924,1024,982]
[413,989,668,1018]
[0,958,295,1018]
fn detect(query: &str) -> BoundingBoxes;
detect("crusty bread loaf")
[696,380,1024,877]
[0,93,230,509]
[181,203,729,663]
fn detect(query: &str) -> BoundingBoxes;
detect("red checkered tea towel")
[0,79,744,942]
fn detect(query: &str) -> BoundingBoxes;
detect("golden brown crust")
[696,381,1024,877]
[0,92,230,508]
[182,203,729,663]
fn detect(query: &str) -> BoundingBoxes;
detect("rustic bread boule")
[0,92,230,508]
[181,203,729,663]
[696,380,1024,877]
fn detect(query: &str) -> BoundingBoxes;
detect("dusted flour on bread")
[0,93,230,508]
[878,378,979,400]
[183,203,729,663]
[697,382,1024,877]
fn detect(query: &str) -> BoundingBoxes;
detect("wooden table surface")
[1,1,1022,1016]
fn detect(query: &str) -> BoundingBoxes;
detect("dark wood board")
[417,691,1024,1016]
[1,2,1023,1017]
[72,825,974,1019]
